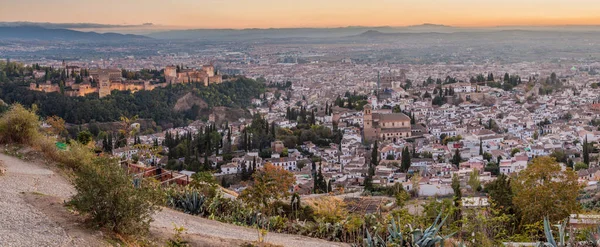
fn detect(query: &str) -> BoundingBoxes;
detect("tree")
[452,148,461,167]
[371,142,379,167]
[575,162,589,171]
[395,187,410,208]
[486,173,514,214]
[451,173,461,202]
[510,148,520,157]
[401,146,411,172]
[77,130,93,145]
[70,157,162,237]
[468,169,481,191]
[240,163,295,214]
[451,173,462,222]
[512,156,580,226]
[46,115,66,139]
[583,137,590,165]
[410,173,421,197]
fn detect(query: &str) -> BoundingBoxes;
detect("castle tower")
[164,65,177,83]
[98,72,111,98]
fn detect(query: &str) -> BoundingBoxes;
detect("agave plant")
[588,226,600,247]
[169,189,206,215]
[411,213,455,247]
[363,212,455,247]
[363,229,386,247]
[387,216,405,245]
[538,217,567,247]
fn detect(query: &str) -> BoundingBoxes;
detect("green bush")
[70,157,162,237]
[0,104,40,145]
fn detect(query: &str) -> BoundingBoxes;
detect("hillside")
[0,149,347,247]
[0,78,265,129]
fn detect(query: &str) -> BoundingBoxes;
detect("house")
[219,163,239,175]
[113,147,139,160]
[462,197,489,208]
[266,157,297,171]
[499,155,528,175]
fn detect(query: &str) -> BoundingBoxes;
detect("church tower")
[364,104,373,129]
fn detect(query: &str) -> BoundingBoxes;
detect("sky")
[1,0,600,29]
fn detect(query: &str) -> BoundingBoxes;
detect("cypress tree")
[371,142,379,167]
[452,149,462,167]
[401,147,411,172]
[102,136,108,152]
[479,139,483,156]
[584,137,590,165]
[271,123,276,139]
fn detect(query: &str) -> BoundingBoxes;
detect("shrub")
[70,157,162,237]
[0,104,40,145]
[55,142,96,170]
[304,196,348,223]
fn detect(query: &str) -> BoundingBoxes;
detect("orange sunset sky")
[1,0,599,28]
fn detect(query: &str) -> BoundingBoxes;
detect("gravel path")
[0,153,76,247]
[152,208,349,247]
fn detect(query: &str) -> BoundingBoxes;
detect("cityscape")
[2,1,600,247]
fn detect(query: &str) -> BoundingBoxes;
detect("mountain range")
[2,22,600,42]
[0,26,150,41]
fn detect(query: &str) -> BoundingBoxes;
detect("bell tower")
[364,104,373,129]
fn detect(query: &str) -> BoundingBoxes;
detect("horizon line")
[4,21,600,30]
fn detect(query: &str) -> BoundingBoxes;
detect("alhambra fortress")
[29,64,222,98]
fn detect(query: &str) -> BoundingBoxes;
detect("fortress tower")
[98,72,111,98]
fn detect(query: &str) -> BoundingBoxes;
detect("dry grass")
[0,104,40,145]
[303,196,348,223]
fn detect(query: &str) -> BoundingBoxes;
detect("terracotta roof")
[378,113,411,122]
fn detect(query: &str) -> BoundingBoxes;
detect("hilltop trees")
[0,77,265,128]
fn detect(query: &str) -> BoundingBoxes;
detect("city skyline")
[2,0,600,29]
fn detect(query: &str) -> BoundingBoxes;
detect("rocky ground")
[0,151,349,247]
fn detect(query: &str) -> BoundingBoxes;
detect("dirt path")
[152,208,349,247]
[0,152,104,247]
[0,152,349,247]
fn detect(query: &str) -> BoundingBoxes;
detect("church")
[363,104,412,142]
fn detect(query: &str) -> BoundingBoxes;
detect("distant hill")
[146,26,457,40]
[0,21,153,29]
[407,23,452,28]
[0,26,150,41]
